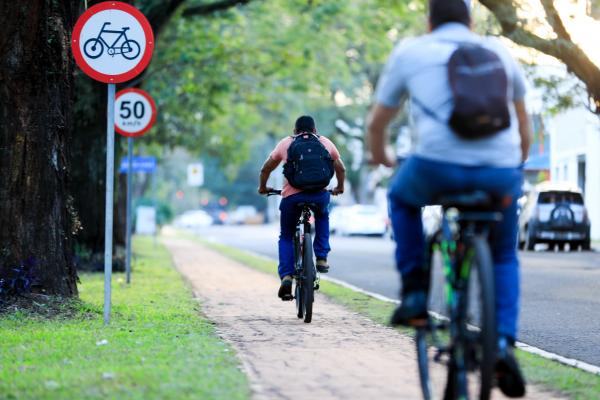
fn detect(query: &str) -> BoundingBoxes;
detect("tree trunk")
[0,1,79,296]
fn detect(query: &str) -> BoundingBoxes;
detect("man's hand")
[369,152,397,168]
[258,186,274,195]
[367,103,400,169]
[331,186,344,196]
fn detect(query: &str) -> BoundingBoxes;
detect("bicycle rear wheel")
[294,232,303,319]
[463,236,496,400]
[302,232,315,323]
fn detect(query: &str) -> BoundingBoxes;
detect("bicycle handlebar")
[264,189,337,196]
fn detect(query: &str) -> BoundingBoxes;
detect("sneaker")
[316,258,329,273]
[278,276,293,301]
[390,290,428,327]
[495,336,526,398]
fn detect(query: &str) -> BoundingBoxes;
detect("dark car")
[518,182,591,251]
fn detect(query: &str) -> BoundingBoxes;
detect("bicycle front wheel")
[302,232,315,323]
[121,39,141,60]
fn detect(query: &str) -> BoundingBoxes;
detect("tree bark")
[0,1,79,295]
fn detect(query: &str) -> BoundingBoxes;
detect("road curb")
[320,275,600,376]
[222,244,600,377]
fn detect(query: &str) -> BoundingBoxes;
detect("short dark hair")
[429,0,470,30]
[295,115,316,132]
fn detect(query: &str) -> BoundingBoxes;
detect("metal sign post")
[71,1,154,325]
[125,137,133,284]
[114,88,157,284]
[103,83,116,325]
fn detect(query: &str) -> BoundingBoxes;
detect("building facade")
[547,107,600,239]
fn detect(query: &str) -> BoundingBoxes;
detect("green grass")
[197,236,600,400]
[0,236,250,400]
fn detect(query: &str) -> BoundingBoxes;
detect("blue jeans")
[389,156,523,340]
[278,191,331,279]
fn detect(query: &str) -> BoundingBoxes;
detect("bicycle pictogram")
[83,22,141,60]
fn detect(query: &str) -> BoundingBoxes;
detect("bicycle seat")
[123,27,130,31]
[436,191,497,210]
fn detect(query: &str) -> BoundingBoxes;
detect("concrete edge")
[220,243,600,377]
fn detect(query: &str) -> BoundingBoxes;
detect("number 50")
[120,100,145,119]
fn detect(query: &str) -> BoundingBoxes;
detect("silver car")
[518,182,591,251]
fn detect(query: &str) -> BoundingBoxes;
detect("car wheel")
[569,242,580,252]
[582,239,592,251]
[525,227,536,251]
[557,242,565,252]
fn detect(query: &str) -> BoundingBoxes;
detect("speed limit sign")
[114,88,156,137]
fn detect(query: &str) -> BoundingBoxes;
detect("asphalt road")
[195,224,600,367]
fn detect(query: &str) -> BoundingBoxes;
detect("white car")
[334,205,388,237]
[174,210,213,229]
[228,205,258,225]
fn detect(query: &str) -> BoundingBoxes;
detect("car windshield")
[537,191,584,205]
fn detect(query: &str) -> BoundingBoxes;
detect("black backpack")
[414,43,511,139]
[283,134,334,191]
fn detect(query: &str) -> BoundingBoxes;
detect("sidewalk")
[162,236,565,400]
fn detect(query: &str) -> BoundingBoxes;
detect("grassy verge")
[0,236,250,400]
[197,236,600,400]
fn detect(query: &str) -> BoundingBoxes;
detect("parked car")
[333,205,388,237]
[173,210,213,229]
[228,205,259,225]
[518,181,591,251]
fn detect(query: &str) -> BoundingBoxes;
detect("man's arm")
[367,103,400,168]
[331,158,346,195]
[258,157,280,194]
[514,100,532,163]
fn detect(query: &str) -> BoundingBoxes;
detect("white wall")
[548,107,600,239]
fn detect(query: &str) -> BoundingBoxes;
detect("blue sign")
[119,156,156,173]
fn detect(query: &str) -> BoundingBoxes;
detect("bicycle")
[267,189,319,323]
[83,22,141,60]
[414,190,501,400]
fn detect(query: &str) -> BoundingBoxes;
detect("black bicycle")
[83,22,141,60]
[415,191,501,400]
[267,189,319,323]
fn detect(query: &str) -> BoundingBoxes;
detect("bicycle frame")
[427,208,500,399]
[294,206,313,275]
[94,22,130,50]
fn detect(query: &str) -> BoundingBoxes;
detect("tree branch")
[479,0,600,112]
[540,0,571,41]
[182,0,254,17]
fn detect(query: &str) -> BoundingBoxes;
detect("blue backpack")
[283,134,334,191]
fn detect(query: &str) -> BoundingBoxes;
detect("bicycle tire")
[295,281,303,319]
[83,38,104,59]
[416,328,433,400]
[302,232,315,323]
[467,235,496,400]
[121,39,140,60]
[294,231,303,319]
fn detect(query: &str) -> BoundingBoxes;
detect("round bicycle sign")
[72,1,154,83]
[114,88,157,137]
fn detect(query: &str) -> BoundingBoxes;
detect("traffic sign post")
[115,88,157,285]
[72,1,154,324]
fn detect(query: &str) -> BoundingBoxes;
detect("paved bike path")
[163,236,564,400]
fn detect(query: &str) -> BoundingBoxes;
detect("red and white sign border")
[71,1,154,84]
[115,88,157,137]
